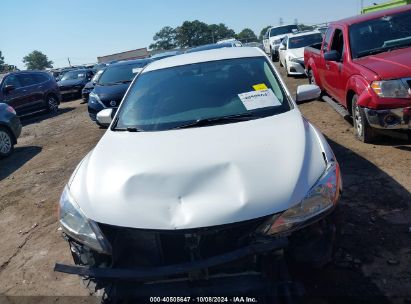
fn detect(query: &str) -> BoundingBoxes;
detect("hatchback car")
[56,48,341,298]
[0,103,22,158]
[58,69,94,98]
[0,71,61,116]
[87,58,153,123]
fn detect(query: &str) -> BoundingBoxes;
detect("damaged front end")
[55,158,341,298]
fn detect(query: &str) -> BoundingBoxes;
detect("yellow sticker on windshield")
[253,83,268,91]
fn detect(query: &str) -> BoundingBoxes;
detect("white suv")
[263,24,298,61]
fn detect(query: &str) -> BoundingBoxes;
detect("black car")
[0,71,61,116]
[88,58,153,123]
[0,103,22,158]
[81,68,106,103]
[58,69,94,99]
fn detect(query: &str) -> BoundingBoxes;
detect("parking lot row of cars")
[263,6,411,143]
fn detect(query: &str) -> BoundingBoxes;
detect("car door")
[16,73,39,112]
[31,73,49,107]
[1,75,28,114]
[322,28,347,102]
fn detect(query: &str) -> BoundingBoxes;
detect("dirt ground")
[0,64,410,303]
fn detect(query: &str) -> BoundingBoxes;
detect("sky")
[0,0,384,69]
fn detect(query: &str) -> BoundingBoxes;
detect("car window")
[323,27,334,52]
[115,57,290,131]
[3,75,22,89]
[349,10,411,59]
[17,74,36,87]
[288,34,323,49]
[270,25,298,37]
[98,62,149,85]
[330,29,345,57]
[32,73,49,84]
[61,70,87,81]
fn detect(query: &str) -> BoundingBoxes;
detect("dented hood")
[69,109,326,230]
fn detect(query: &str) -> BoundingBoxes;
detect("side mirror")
[3,84,15,93]
[296,84,321,103]
[324,50,341,62]
[96,108,113,127]
[279,45,286,51]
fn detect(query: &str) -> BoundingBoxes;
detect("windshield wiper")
[113,126,144,132]
[171,113,256,130]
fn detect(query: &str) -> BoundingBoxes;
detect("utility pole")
[67,57,71,67]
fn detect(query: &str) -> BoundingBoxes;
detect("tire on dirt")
[351,94,377,143]
[0,127,14,159]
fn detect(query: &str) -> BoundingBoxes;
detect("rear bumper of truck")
[364,107,411,130]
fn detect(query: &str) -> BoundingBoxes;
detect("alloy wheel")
[354,105,363,137]
[0,130,12,154]
[48,96,58,112]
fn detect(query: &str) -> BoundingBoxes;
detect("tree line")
[0,50,53,72]
[149,20,260,50]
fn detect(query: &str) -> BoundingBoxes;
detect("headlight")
[289,56,299,63]
[59,186,111,254]
[88,91,101,104]
[371,80,411,98]
[261,161,342,236]
[6,105,16,115]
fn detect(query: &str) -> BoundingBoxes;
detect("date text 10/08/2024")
[149,297,259,303]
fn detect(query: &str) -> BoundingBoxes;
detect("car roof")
[269,24,297,30]
[333,4,411,26]
[144,47,265,73]
[288,30,321,38]
[186,42,236,53]
[110,58,153,67]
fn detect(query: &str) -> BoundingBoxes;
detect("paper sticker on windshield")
[132,68,143,74]
[253,83,268,91]
[238,89,281,110]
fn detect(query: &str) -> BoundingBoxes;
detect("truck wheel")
[352,95,377,143]
[0,127,14,158]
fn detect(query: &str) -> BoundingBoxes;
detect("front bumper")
[364,107,411,130]
[287,60,305,75]
[87,100,105,121]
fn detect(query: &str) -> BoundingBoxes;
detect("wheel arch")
[0,123,17,144]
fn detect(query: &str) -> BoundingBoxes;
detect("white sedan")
[279,31,323,76]
[55,47,342,297]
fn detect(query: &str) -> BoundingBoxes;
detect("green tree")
[149,26,177,50]
[259,26,272,41]
[208,23,235,43]
[236,28,257,43]
[175,20,213,47]
[22,50,53,70]
[0,51,5,72]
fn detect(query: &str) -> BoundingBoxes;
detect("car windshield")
[91,69,105,82]
[98,62,149,85]
[289,33,323,49]
[114,57,290,132]
[61,70,87,81]
[270,25,298,36]
[350,10,411,59]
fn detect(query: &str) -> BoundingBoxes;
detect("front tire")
[352,94,377,143]
[0,127,14,158]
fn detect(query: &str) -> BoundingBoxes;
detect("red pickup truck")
[304,5,411,143]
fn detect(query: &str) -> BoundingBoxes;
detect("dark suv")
[0,71,61,116]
